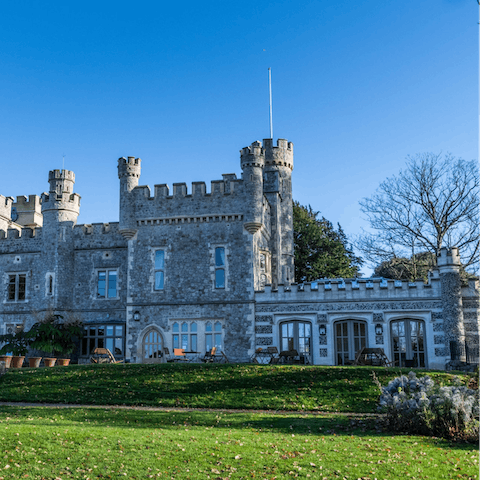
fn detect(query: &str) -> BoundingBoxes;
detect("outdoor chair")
[90,347,123,364]
[173,348,188,362]
[164,347,175,362]
[201,347,217,363]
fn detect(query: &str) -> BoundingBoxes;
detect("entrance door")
[280,321,312,362]
[391,320,426,367]
[335,320,367,365]
[142,329,163,363]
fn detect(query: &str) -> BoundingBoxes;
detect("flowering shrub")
[376,371,479,442]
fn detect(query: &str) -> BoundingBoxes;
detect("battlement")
[257,277,442,300]
[74,222,120,236]
[0,195,14,219]
[240,140,265,168]
[0,226,39,240]
[133,177,243,200]
[49,169,75,182]
[437,246,461,266]
[14,195,41,209]
[118,156,141,178]
[41,192,81,211]
[264,138,294,170]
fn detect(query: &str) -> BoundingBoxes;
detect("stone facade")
[0,139,478,369]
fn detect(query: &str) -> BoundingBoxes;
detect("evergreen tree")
[293,202,362,283]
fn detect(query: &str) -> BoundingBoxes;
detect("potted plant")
[28,313,83,366]
[0,329,29,368]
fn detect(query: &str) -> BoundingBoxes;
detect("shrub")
[375,371,479,442]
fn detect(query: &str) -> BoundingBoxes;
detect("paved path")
[0,401,383,417]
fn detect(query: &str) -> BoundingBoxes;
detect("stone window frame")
[45,273,55,297]
[258,250,271,288]
[81,323,125,358]
[153,249,166,291]
[169,319,224,354]
[6,272,27,303]
[210,244,229,291]
[95,268,119,300]
[172,321,198,352]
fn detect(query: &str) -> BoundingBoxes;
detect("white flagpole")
[268,68,273,139]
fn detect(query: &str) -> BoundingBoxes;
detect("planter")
[11,356,25,368]
[0,356,12,369]
[43,358,57,367]
[57,358,70,366]
[28,357,42,368]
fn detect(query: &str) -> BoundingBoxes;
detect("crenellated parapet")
[264,138,294,170]
[0,195,14,232]
[240,141,265,169]
[13,195,43,227]
[258,277,442,300]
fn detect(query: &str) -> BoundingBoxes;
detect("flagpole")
[268,68,273,139]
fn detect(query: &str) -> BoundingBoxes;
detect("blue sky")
[0,0,477,275]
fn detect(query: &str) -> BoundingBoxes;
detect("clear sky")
[0,0,477,276]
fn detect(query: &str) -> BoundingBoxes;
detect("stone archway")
[141,328,164,364]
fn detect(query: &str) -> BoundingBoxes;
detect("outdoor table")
[254,351,274,364]
[183,351,199,362]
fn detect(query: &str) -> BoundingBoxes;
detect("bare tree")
[357,153,479,272]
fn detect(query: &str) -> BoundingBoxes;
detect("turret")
[41,169,81,227]
[118,156,141,239]
[437,247,466,362]
[0,195,14,233]
[240,141,265,234]
[263,138,294,285]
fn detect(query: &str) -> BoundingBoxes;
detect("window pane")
[106,326,113,336]
[173,322,179,333]
[155,250,164,270]
[98,337,104,348]
[106,338,114,352]
[181,335,188,349]
[108,271,117,298]
[215,269,225,288]
[181,322,188,333]
[214,333,222,349]
[81,338,87,355]
[206,322,212,332]
[191,322,197,333]
[115,326,123,336]
[206,334,212,352]
[191,335,197,352]
[97,271,106,297]
[299,323,304,337]
[215,247,225,267]
[155,271,164,290]
[173,334,179,349]
[8,276,16,300]
[214,322,222,332]
[18,275,26,300]
[98,326,105,336]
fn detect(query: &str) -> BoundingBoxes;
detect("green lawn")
[0,363,471,413]
[0,406,477,479]
[0,364,477,479]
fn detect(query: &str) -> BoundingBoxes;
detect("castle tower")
[41,170,81,227]
[263,138,294,285]
[240,141,265,234]
[117,156,141,239]
[437,247,466,362]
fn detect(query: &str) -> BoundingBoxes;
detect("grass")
[0,406,477,480]
[0,364,477,479]
[0,363,472,413]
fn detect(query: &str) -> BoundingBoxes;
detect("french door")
[335,321,367,365]
[142,329,163,363]
[391,320,426,367]
[280,321,312,361]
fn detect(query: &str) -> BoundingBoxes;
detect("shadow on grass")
[0,405,476,452]
[0,362,454,413]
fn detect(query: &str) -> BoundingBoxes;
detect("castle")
[0,139,478,369]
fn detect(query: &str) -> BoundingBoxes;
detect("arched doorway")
[335,320,367,365]
[280,321,312,363]
[391,319,426,368]
[142,328,164,363]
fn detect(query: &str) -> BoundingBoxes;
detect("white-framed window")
[205,321,222,351]
[81,324,125,357]
[215,247,225,289]
[172,322,198,352]
[154,250,165,290]
[7,273,26,302]
[97,269,118,299]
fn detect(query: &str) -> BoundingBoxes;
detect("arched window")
[334,320,367,365]
[205,322,222,352]
[391,319,426,368]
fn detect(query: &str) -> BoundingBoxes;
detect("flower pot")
[43,358,57,367]
[28,357,42,368]
[0,356,12,369]
[11,356,25,368]
[57,358,70,366]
